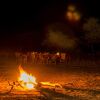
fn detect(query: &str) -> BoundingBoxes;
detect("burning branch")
[7,81,15,93]
[0,81,15,95]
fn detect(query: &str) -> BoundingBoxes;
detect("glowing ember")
[18,65,37,90]
[40,82,62,88]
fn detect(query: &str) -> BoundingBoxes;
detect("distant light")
[66,5,81,21]
[56,52,60,56]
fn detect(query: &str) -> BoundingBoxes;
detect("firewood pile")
[0,80,100,100]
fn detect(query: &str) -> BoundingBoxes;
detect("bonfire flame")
[18,66,37,90]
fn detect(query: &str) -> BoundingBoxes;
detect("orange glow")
[73,12,81,21]
[66,11,73,20]
[66,11,81,21]
[68,5,75,11]
[66,5,81,21]
[18,65,37,90]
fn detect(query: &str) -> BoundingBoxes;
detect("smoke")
[43,30,78,49]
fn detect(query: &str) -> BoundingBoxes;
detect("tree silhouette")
[83,18,100,56]
[43,23,78,51]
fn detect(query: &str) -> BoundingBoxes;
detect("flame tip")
[18,65,37,90]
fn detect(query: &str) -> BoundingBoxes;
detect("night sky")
[0,0,99,51]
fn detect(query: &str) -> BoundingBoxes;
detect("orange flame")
[18,65,37,90]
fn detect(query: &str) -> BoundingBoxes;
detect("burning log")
[0,81,15,95]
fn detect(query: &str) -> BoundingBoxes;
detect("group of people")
[15,52,70,64]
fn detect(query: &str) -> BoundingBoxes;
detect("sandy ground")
[0,57,100,99]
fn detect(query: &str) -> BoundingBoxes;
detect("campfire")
[17,65,63,91]
[0,65,98,99]
[5,65,63,93]
[18,66,62,90]
[18,65,37,90]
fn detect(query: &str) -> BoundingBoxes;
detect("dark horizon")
[0,0,99,52]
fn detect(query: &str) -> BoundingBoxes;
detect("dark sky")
[0,0,99,51]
